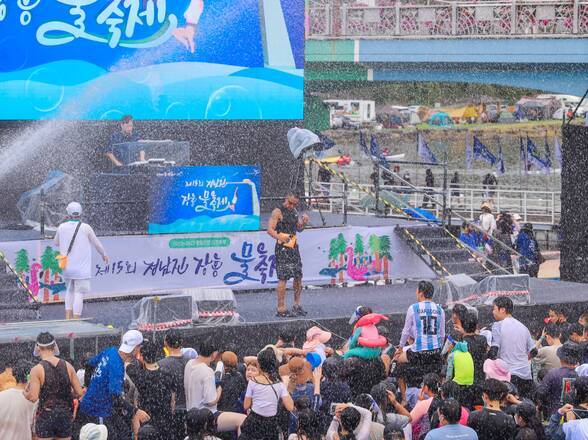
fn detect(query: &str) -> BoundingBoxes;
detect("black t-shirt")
[158,355,188,410]
[217,369,247,412]
[126,364,175,427]
[468,408,517,440]
[463,334,488,384]
[345,357,386,399]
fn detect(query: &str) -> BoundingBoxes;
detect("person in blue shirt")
[106,115,142,167]
[74,330,150,440]
[459,222,479,251]
[425,398,478,439]
[515,223,541,277]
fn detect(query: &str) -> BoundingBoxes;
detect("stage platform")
[0,278,585,360]
[35,278,584,328]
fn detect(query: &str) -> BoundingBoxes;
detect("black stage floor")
[37,278,588,330]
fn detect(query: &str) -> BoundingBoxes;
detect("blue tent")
[428,112,454,127]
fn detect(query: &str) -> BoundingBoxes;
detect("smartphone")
[329,403,338,416]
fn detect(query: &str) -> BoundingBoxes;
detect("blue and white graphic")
[0,0,304,120]
[149,165,261,234]
[417,133,437,164]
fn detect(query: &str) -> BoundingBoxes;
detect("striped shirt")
[399,301,445,352]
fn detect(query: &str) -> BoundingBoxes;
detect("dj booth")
[85,140,190,234]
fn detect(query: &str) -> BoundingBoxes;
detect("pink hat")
[303,326,332,351]
[483,358,511,382]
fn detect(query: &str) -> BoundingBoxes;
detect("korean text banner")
[0,0,304,120]
[148,165,261,234]
[0,226,434,302]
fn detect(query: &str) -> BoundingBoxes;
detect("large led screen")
[0,0,304,120]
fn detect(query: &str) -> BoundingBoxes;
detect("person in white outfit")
[54,202,108,319]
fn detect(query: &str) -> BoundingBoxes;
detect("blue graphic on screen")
[0,0,303,120]
[149,165,261,234]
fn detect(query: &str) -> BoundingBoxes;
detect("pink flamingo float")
[345,246,370,281]
[29,262,41,302]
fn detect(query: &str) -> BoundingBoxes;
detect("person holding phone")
[267,192,310,318]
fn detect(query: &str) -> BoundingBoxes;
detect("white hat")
[119,330,143,354]
[66,201,82,217]
[80,423,108,440]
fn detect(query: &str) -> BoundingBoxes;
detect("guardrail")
[307,0,588,38]
[310,181,561,224]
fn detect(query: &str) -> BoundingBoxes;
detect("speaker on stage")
[561,125,588,283]
[84,174,150,234]
[130,288,239,331]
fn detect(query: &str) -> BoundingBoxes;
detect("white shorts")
[66,279,91,294]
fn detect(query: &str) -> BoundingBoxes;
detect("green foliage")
[368,234,381,254]
[14,249,30,273]
[379,235,391,258]
[354,234,365,255]
[306,78,542,107]
[41,246,55,270]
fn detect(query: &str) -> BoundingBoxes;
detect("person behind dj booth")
[106,115,144,167]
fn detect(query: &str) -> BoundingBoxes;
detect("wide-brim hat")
[279,356,313,384]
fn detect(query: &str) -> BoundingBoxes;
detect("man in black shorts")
[25,332,84,440]
[267,193,309,318]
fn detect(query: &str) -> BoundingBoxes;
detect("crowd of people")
[1,282,587,440]
[459,202,543,277]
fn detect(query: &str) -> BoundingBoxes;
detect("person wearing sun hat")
[74,330,150,440]
[483,358,511,382]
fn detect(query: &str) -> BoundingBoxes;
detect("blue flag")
[544,138,552,170]
[496,143,505,175]
[527,137,550,172]
[555,136,562,166]
[317,133,336,150]
[370,134,389,169]
[370,134,380,157]
[473,136,497,166]
[359,131,369,156]
[465,133,473,170]
[520,136,528,174]
[417,133,438,164]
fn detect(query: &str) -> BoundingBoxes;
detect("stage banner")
[148,165,261,234]
[0,225,434,303]
[0,0,304,120]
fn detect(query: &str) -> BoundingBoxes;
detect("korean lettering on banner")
[223,241,277,286]
[181,177,233,214]
[34,0,177,48]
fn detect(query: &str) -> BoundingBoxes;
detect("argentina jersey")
[413,301,444,351]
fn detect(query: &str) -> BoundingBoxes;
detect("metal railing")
[310,181,561,224]
[307,0,588,38]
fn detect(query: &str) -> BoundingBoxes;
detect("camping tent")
[428,112,454,127]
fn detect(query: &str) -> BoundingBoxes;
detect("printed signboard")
[0,0,304,120]
[148,165,261,234]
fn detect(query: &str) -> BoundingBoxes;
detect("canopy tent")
[428,112,454,127]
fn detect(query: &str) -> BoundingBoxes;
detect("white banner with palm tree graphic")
[0,226,434,303]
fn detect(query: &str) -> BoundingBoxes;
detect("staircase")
[0,258,40,322]
[396,225,494,281]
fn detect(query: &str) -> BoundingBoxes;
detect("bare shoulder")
[271,208,282,218]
